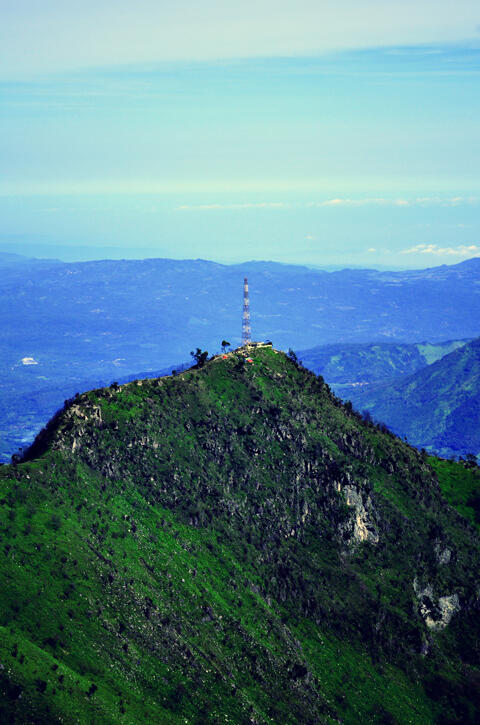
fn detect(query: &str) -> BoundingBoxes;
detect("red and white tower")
[242,277,251,346]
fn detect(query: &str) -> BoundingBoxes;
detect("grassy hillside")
[1,348,479,723]
[345,338,480,458]
[430,457,480,530]
[297,339,468,385]
[0,362,189,464]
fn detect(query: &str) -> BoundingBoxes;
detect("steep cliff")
[1,347,479,724]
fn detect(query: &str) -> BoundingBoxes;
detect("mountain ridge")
[296,339,469,385]
[2,255,480,462]
[1,347,480,723]
[345,337,480,458]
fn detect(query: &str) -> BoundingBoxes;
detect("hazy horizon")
[2,241,480,274]
[1,2,479,268]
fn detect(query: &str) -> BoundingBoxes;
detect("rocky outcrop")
[334,481,379,545]
[434,543,452,565]
[413,579,461,630]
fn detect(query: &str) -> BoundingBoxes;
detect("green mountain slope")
[297,339,468,385]
[1,347,479,724]
[345,337,480,458]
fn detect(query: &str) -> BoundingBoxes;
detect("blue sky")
[1,1,479,266]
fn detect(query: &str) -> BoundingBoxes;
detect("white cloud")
[368,247,377,252]
[176,196,480,212]
[1,1,479,77]
[317,196,480,208]
[318,198,409,207]
[177,198,394,210]
[415,196,479,206]
[400,243,480,256]
[176,202,289,210]
[2,180,479,207]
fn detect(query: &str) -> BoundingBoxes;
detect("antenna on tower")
[242,277,251,346]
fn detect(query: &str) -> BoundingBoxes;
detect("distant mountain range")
[2,254,480,461]
[344,337,480,458]
[296,339,468,384]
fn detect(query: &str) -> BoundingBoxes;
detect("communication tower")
[242,277,251,346]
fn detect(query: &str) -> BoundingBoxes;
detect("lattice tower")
[242,277,251,345]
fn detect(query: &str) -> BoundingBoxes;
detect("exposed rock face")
[434,543,452,565]
[341,484,379,545]
[68,403,103,426]
[436,594,461,629]
[413,579,461,630]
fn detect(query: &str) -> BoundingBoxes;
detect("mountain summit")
[1,347,479,723]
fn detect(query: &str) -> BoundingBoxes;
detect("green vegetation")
[297,339,468,385]
[429,456,480,530]
[190,348,209,368]
[346,338,480,459]
[1,348,479,723]
[417,341,468,366]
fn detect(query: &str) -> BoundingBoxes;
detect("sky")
[1,1,479,267]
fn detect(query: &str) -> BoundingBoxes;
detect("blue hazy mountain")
[342,337,480,459]
[2,256,480,460]
[296,339,469,384]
